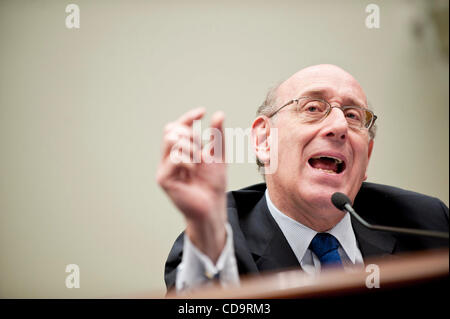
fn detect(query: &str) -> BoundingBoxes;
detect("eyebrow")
[299,88,366,107]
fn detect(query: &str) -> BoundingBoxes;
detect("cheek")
[276,129,311,168]
[350,139,371,178]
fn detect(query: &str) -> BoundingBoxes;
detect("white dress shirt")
[175,190,364,291]
[265,189,364,274]
[175,223,240,292]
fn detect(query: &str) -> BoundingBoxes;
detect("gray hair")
[256,82,283,119]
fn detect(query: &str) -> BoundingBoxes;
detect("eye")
[344,109,362,120]
[302,101,326,113]
[306,106,320,112]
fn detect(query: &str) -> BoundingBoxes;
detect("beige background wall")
[0,0,448,298]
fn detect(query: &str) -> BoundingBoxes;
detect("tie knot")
[309,233,342,266]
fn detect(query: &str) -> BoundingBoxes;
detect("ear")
[251,116,272,166]
[363,139,374,181]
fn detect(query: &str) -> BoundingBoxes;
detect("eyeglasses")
[269,96,377,131]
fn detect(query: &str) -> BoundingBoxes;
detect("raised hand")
[156,108,227,262]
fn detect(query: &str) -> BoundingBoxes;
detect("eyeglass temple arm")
[270,99,297,117]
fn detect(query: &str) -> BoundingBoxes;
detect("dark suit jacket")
[164,182,449,290]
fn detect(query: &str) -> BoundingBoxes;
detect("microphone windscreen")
[331,192,351,210]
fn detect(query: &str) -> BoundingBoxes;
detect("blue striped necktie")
[309,233,343,267]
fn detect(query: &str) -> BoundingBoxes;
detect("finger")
[162,144,196,174]
[176,107,206,127]
[174,137,201,162]
[157,155,194,189]
[162,125,198,159]
[209,111,226,162]
[169,151,195,167]
[161,108,205,161]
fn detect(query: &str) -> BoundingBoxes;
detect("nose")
[322,107,348,142]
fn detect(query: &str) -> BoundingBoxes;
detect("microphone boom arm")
[343,203,449,239]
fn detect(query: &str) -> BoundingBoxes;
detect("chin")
[298,180,353,210]
[297,185,334,208]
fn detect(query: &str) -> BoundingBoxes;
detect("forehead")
[278,65,368,107]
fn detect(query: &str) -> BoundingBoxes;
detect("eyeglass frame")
[268,96,378,131]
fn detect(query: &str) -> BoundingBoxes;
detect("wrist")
[185,213,227,264]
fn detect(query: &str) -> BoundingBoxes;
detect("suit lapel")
[230,183,398,273]
[351,215,397,258]
[251,200,399,269]
[255,228,301,272]
[240,195,300,272]
[237,193,398,270]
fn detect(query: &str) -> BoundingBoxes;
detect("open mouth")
[308,156,346,174]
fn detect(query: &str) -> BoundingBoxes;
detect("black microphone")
[331,192,449,239]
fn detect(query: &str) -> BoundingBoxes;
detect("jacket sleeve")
[164,224,240,293]
[164,232,185,292]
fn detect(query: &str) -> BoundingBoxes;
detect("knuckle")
[175,125,191,137]
[155,172,165,186]
[163,122,174,133]
[164,132,179,145]
[163,134,173,144]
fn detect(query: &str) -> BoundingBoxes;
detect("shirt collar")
[265,189,358,264]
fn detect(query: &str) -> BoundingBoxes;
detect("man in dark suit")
[157,64,449,292]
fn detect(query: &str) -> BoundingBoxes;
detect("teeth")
[312,156,343,164]
[317,168,337,174]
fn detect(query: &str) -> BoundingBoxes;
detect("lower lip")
[307,162,346,178]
